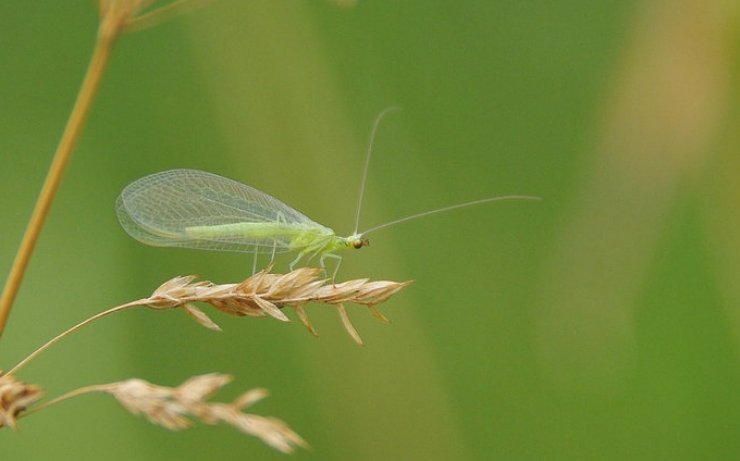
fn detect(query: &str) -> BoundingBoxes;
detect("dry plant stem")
[7,302,143,375]
[19,384,112,419]
[18,374,307,453]
[0,17,121,337]
[0,1,213,337]
[9,267,408,375]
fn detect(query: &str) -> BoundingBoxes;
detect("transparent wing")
[116,169,317,253]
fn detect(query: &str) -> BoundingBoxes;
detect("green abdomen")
[184,222,336,250]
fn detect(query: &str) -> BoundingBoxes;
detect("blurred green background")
[2,1,740,459]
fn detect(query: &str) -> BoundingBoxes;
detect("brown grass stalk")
[143,267,412,345]
[0,0,213,336]
[16,373,308,453]
[9,267,410,375]
[4,267,408,449]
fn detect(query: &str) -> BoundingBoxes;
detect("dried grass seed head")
[145,267,411,344]
[0,372,44,430]
[106,374,308,453]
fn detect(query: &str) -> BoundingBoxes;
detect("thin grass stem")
[20,383,115,419]
[0,13,122,336]
[8,301,145,375]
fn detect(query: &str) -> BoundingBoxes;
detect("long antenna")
[359,195,541,237]
[353,106,401,234]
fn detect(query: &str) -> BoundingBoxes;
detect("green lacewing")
[116,109,539,274]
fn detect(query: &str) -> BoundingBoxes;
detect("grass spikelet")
[182,304,222,331]
[9,268,411,378]
[105,374,308,453]
[146,267,412,343]
[6,372,307,453]
[3,268,409,449]
[0,372,43,430]
[336,304,363,345]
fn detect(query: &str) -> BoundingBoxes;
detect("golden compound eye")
[352,240,364,249]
